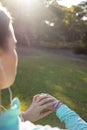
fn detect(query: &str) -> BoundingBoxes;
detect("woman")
[0,3,87,130]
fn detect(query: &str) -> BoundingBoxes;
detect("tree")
[0,0,87,53]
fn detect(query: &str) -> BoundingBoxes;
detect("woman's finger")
[40,101,56,110]
[33,94,41,102]
[40,110,53,118]
[38,94,55,102]
[39,97,56,106]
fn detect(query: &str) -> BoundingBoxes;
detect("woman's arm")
[56,104,87,130]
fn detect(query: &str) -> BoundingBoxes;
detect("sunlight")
[6,0,38,10]
[83,16,87,21]
[44,0,54,7]
[44,20,55,27]
[17,0,37,7]
[57,0,85,8]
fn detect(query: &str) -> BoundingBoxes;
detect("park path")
[17,46,87,61]
[42,48,87,60]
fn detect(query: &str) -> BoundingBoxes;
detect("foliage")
[0,0,87,53]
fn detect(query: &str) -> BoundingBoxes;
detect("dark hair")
[0,3,12,49]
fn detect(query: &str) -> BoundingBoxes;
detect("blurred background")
[1,0,87,129]
[1,0,87,54]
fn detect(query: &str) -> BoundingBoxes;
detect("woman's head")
[0,3,18,90]
[0,3,11,49]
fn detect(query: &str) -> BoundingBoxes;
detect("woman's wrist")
[20,112,27,122]
[21,111,35,122]
[53,100,63,112]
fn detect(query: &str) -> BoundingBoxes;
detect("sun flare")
[17,0,37,7]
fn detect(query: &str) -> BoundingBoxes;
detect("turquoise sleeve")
[56,104,87,130]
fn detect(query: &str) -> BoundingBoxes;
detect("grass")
[2,51,87,129]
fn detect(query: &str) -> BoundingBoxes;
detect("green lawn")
[2,52,87,129]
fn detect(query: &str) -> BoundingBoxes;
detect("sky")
[58,0,86,7]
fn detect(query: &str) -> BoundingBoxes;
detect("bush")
[73,46,87,54]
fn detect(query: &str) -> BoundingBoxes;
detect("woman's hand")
[21,93,57,122]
